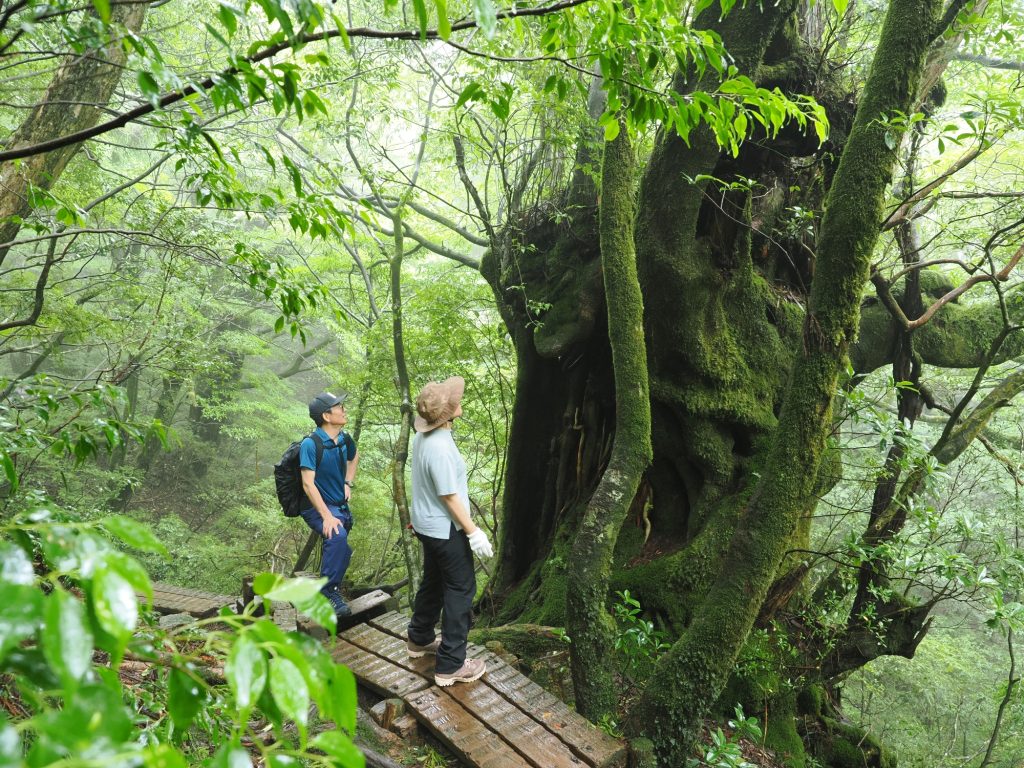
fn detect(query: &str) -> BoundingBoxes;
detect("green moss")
[629,738,658,768]
[613,493,747,632]
[812,718,896,768]
[764,692,806,768]
[612,516,648,567]
[796,685,823,718]
[468,624,569,661]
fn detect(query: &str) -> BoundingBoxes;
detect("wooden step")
[140,582,233,618]
[337,612,627,768]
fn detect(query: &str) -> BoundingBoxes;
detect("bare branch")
[881,143,986,231]
[952,52,1024,71]
[0,235,58,331]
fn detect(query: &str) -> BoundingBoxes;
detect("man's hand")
[322,514,343,539]
[467,529,493,558]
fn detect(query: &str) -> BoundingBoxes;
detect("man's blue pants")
[299,504,352,593]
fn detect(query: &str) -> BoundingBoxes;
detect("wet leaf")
[43,587,93,689]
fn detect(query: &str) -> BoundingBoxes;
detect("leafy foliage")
[612,589,669,681]
[0,507,361,767]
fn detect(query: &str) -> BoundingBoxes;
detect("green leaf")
[100,515,168,556]
[255,574,326,603]
[218,3,238,35]
[267,755,302,768]
[311,730,364,765]
[142,744,188,768]
[0,541,34,585]
[168,667,206,731]
[208,744,251,768]
[108,551,153,604]
[226,634,267,710]
[27,683,133,765]
[412,0,428,37]
[603,118,621,142]
[455,82,483,109]
[434,0,451,39]
[320,664,358,734]
[0,717,21,768]
[137,72,161,107]
[269,656,310,728]
[89,560,139,650]
[832,0,849,16]
[295,591,336,634]
[0,451,17,493]
[471,0,497,38]
[91,0,111,23]
[43,588,93,690]
[0,583,43,663]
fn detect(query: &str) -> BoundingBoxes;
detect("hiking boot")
[434,657,486,687]
[324,589,352,619]
[407,637,441,658]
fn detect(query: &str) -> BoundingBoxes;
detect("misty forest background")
[2,0,1024,765]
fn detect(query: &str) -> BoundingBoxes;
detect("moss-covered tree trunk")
[478,0,1014,762]
[630,0,943,757]
[566,124,651,719]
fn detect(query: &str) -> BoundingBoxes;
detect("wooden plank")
[406,687,533,768]
[337,589,398,632]
[343,624,601,768]
[328,638,429,699]
[344,616,626,768]
[141,581,233,618]
[272,603,297,632]
[368,611,410,637]
[444,676,589,768]
[484,659,626,768]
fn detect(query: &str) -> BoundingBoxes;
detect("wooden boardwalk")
[138,582,234,618]
[334,611,627,768]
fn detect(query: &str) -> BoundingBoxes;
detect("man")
[300,391,359,619]
[405,376,494,687]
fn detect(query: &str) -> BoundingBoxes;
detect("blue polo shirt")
[299,428,356,507]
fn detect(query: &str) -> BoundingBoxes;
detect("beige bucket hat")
[414,376,465,433]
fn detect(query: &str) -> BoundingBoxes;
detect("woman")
[405,376,493,686]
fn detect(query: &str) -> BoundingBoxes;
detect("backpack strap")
[309,432,349,497]
[310,433,325,468]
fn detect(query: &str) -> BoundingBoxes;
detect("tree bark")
[566,123,651,719]
[631,0,943,756]
[0,1,148,267]
[390,209,420,596]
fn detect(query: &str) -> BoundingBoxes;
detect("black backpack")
[274,433,347,517]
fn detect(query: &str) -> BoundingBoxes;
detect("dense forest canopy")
[2,0,1024,765]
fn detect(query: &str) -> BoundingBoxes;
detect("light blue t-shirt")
[410,429,469,539]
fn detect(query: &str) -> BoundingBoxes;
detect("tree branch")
[0,0,593,162]
[0,235,58,331]
[452,133,495,243]
[881,144,986,231]
[952,52,1024,71]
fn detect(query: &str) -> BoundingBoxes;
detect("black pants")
[407,523,476,674]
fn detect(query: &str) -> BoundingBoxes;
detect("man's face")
[324,403,347,427]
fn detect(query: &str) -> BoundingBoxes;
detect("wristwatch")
[345,480,355,489]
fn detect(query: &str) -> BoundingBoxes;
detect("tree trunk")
[631,0,943,755]
[390,209,421,597]
[0,2,148,266]
[567,123,651,719]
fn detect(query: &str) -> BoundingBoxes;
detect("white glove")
[467,528,493,558]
